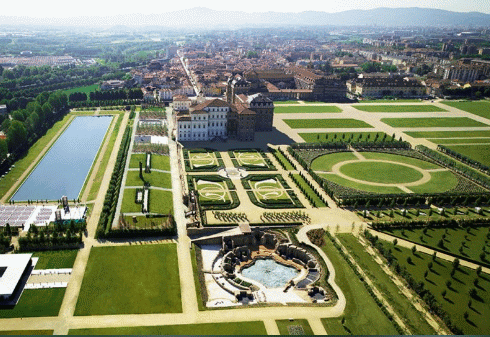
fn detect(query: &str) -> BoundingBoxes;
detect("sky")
[3,0,490,17]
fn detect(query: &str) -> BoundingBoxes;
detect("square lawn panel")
[284,119,373,129]
[74,244,182,316]
[149,190,174,214]
[120,189,142,213]
[0,289,65,318]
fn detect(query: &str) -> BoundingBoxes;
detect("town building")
[347,76,426,98]
[100,80,126,90]
[0,254,32,302]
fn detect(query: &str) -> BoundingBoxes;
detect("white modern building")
[0,254,32,301]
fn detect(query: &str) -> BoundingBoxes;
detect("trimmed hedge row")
[289,172,328,208]
[246,190,304,209]
[371,217,490,230]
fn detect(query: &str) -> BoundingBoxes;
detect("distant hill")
[1,7,489,27]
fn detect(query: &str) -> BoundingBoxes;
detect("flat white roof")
[0,254,32,296]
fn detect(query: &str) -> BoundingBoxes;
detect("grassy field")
[149,189,174,214]
[442,101,490,119]
[381,117,488,128]
[407,171,459,194]
[381,226,490,264]
[0,289,65,318]
[362,206,490,223]
[357,99,423,103]
[354,105,446,112]
[430,138,490,145]
[276,319,314,335]
[68,322,267,335]
[87,113,125,201]
[339,161,424,184]
[360,152,440,170]
[300,132,394,143]
[130,153,170,171]
[337,234,436,334]
[126,171,172,188]
[271,150,295,170]
[284,119,373,129]
[275,106,342,113]
[120,189,142,213]
[32,250,78,269]
[291,174,327,207]
[405,130,490,138]
[319,173,406,194]
[0,331,53,335]
[0,114,74,200]
[446,145,490,167]
[311,152,358,172]
[63,84,99,97]
[375,238,490,335]
[74,244,181,316]
[320,235,399,335]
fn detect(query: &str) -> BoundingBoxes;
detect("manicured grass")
[430,138,490,145]
[405,130,490,139]
[381,117,488,128]
[284,119,373,129]
[126,171,172,188]
[0,289,65,318]
[252,178,283,190]
[276,319,314,335]
[275,106,342,113]
[87,113,124,201]
[130,154,170,171]
[375,238,490,335]
[32,250,78,269]
[354,105,446,112]
[382,226,490,264]
[339,161,424,184]
[291,174,327,207]
[363,207,490,223]
[358,99,423,103]
[360,152,441,170]
[129,153,146,168]
[320,235,399,335]
[120,189,142,213]
[442,101,490,119]
[318,173,405,194]
[311,152,358,172]
[190,244,206,311]
[408,170,459,194]
[446,145,490,167]
[300,132,393,143]
[0,114,74,200]
[74,244,181,316]
[0,331,53,335]
[68,322,267,335]
[63,84,99,97]
[149,189,174,214]
[272,150,295,171]
[337,234,436,334]
[235,152,267,167]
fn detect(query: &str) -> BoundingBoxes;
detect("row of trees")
[438,145,490,175]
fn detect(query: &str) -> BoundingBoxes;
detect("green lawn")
[284,119,373,129]
[358,99,423,103]
[339,161,423,184]
[0,289,65,318]
[149,189,174,214]
[0,114,74,200]
[442,101,490,119]
[125,171,172,188]
[129,153,146,169]
[446,145,490,167]
[381,117,488,128]
[405,130,490,139]
[311,152,358,172]
[408,170,459,194]
[430,138,490,145]
[354,105,446,112]
[63,84,99,97]
[0,331,53,335]
[337,234,436,334]
[275,106,342,113]
[74,244,181,316]
[129,154,170,171]
[271,150,295,171]
[320,235,399,335]
[32,250,78,269]
[318,173,405,194]
[300,132,394,143]
[68,322,267,335]
[120,189,142,213]
[381,226,490,264]
[276,319,314,335]
[375,238,490,335]
[291,174,327,207]
[360,152,441,170]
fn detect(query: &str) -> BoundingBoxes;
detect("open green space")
[337,234,436,334]
[0,289,65,318]
[291,174,327,207]
[318,173,405,194]
[0,331,53,335]
[358,99,423,103]
[354,105,446,112]
[0,114,74,200]
[311,152,358,172]
[363,206,490,223]
[234,151,267,167]
[446,145,490,167]
[381,226,490,264]
[339,161,424,184]
[63,84,99,97]
[284,119,373,129]
[375,238,490,335]
[405,130,490,139]
[189,152,219,169]
[68,321,267,335]
[381,117,488,128]
[408,170,459,194]
[320,235,399,335]
[120,188,142,213]
[275,105,342,113]
[360,152,440,170]
[129,153,146,168]
[120,215,173,229]
[130,153,170,171]
[74,244,181,316]
[300,132,394,143]
[276,319,314,335]
[32,250,78,269]
[271,150,295,171]
[430,138,490,145]
[442,101,490,119]
[126,171,172,188]
[149,189,174,214]
[252,178,283,190]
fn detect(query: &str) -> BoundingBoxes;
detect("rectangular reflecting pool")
[12,115,113,201]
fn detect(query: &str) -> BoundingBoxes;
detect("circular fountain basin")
[241,258,299,288]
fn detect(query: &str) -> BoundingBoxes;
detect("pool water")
[12,115,113,201]
[241,259,299,288]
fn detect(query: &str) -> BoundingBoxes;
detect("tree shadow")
[444,297,454,304]
[426,278,436,285]
[465,317,478,327]
[470,306,481,315]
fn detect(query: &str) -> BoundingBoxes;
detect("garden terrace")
[188,175,239,211]
[353,105,446,112]
[183,149,224,172]
[132,144,169,155]
[441,101,490,119]
[284,118,374,129]
[300,132,395,143]
[139,108,166,120]
[275,105,342,113]
[136,123,167,137]
[381,117,488,128]
[241,174,304,209]
[229,149,276,171]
